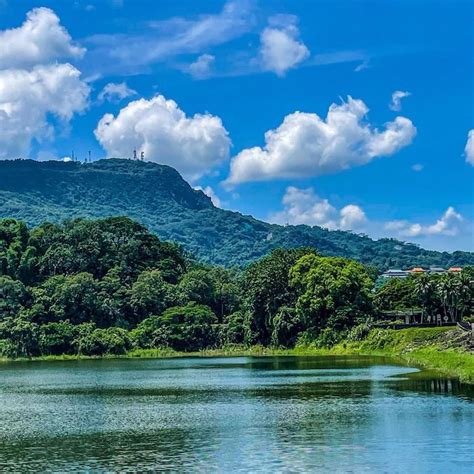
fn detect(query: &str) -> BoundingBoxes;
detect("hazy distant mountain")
[0,158,472,269]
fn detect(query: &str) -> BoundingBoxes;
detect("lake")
[0,356,472,472]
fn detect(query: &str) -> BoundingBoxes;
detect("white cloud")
[225,96,416,185]
[98,82,137,103]
[0,64,90,159]
[385,207,463,237]
[269,186,366,231]
[259,15,310,76]
[94,94,231,180]
[85,0,255,74]
[340,204,367,230]
[389,90,411,112]
[188,54,215,79]
[0,7,85,69]
[354,59,370,72]
[465,129,474,166]
[0,9,89,159]
[412,163,424,172]
[195,185,222,207]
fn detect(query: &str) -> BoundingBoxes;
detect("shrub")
[74,327,131,356]
[39,320,75,355]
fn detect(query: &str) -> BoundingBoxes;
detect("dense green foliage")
[1,216,472,358]
[374,272,473,323]
[1,159,472,269]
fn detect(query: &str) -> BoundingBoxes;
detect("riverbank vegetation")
[1,217,473,368]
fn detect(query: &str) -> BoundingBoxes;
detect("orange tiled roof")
[409,267,425,272]
[448,267,462,272]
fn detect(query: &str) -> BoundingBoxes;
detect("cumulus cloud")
[465,129,474,166]
[385,207,463,237]
[98,82,137,103]
[94,95,231,180]
[0,7,85,69]
[339,204,367,230]
[389,90,411,112]
[0,64,90,159]
[269,187,367,231]
[0,8,89,159]
[188,54,215,79]
[412,163,424,172]
[225,96,416,185]
[195,185,222,207]
[259,15,310,76]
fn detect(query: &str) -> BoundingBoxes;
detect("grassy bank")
[309,327,474,383]
[101,328,474,384]
[3,327,473,383]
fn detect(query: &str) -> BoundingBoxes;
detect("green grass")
[319,327,474,383]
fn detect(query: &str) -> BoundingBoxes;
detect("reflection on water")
[0,356,472,472]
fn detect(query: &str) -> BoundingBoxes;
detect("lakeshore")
[4,327,473,384]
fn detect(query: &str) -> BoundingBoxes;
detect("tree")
[271,306,302,347]
[374,277,417,312]
[157,303,218,351]
[0,316,40,358]
[221,310,247,345]
[437,272,473,322]
[129,269,177,323]
[242,248,315,345]
[205,266,241,321]
[73,326,131,356]
[414,273,434,322]
[0,276,29,320]
[30,217,186,283]
[457,273,473,321]
[0,219,36,283]
[39,321,75,355]
[178,269,214,307]
[31,273,107,326]
[290,255,374,334]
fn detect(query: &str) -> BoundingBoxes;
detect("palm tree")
[437,273,459,322]
[414,273,433,323]
[436,273,472,323]
[457,273,473,322]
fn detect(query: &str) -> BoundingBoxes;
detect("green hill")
[0,158,472,269]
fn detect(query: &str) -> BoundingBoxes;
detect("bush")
[271,306,301,347]
[221,310,247,345]
[0,276,29,320]
[39,320,75,355]
[347,320,373,342]
[130,316,171,349]
[0,316,40,358]
[74,326,131,356]
[314,328,346,348]
[157,303,218,351]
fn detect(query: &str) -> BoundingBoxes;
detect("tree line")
[1,217,472,358]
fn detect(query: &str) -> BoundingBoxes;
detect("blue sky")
[0,0,473,251]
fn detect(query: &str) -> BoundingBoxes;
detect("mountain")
[0,158,472,269]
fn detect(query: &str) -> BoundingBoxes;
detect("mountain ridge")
[0,158,472,269]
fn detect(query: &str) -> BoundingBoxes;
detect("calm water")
[0,356,472,473]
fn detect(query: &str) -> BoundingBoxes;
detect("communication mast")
[140,151,145,161]
[133,149,137,160]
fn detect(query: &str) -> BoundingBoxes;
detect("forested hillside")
[0,159,472,269]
